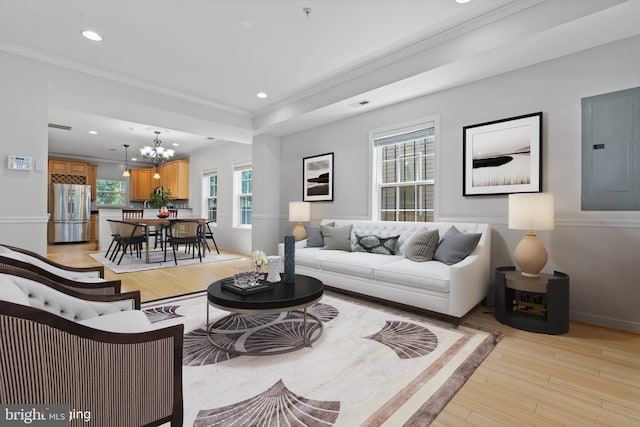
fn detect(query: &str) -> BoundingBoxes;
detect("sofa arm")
[1,244,104,278]
[0,255,120,295]
[0,301,183,427]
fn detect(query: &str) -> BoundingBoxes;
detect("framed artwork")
[303,152,334,202]
[463,112,542,196]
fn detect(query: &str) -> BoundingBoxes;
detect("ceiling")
[1,0,639,163]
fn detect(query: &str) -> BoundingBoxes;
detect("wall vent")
[48,123,72,131]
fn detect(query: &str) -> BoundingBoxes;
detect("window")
[202,171,218,223]
[372,123,436,222]
[96,179,126,206]
[233,163,252,227]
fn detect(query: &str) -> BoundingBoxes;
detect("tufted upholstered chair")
[0,267,184,426]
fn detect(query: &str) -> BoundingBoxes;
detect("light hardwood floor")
[48,243,640,426]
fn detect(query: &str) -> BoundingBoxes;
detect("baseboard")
[570,310,639,333]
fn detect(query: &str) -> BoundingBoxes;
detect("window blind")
[373,126,434,148]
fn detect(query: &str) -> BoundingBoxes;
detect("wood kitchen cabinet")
[130,168,154,201]
[160,160,189,199]
[130,160,189,201]
[48,158,95,187]
[88,164,97,200]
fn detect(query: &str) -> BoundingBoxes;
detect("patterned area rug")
[90,250,241,273]
[144,291,501,426]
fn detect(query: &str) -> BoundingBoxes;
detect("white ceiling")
[1,0,639,162]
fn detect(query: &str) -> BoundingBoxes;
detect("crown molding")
[0,41,252,118]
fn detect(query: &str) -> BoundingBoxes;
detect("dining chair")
[202,220,220,254]
[122,209,144,220]
[164,220,203,265]
[105,219,121,259]
[111,221,147,265]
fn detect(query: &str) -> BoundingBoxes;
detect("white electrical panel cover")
[8,155,33,170]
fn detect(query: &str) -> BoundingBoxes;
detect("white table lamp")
[508,193,554,278]
[289,201,311,241]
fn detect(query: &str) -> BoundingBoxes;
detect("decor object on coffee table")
[508,192,554,278]
[289,201,311,241]
[284,235,295,283]
[266,256,281,282]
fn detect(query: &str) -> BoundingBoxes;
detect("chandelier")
[139,130,175,168]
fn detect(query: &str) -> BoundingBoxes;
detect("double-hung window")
[96,179,126,206]
[202,170,218,223]
[233,163,252,227]
[372,122,436,222]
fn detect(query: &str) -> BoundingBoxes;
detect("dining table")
[125,217,206,263]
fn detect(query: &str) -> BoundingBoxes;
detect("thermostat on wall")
[8,155,33,170]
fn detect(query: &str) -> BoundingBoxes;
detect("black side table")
[495,266,570,335]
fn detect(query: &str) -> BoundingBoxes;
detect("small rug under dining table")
[144,289,501,426]
[90,250,241,274]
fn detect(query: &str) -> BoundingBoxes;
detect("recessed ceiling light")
[256,92,268,99]
[172,143,179,147]
[131,157,138,162]
[456,0,471,4]
[88,130,98,135]
[81,30,102,41]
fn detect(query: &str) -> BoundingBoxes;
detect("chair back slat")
[122,209,144,220]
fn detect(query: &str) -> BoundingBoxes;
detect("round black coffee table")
[206,274,324,355]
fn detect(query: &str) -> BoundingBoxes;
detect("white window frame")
[369,116,439,222]
[232,161,252,229]
[202,169,218,225]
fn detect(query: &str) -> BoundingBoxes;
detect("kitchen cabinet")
[160,160,189,199]
[130,168,154,201]
[88,164,97,200]
[90,214,99,241]
[48,158,95,186]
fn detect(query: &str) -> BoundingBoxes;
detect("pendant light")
[122,144,131,177]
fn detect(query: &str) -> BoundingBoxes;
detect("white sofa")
[281,220,491,324]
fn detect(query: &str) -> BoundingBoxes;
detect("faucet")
[143,201,149,209]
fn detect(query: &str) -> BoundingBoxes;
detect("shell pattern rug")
[144,291,500,426]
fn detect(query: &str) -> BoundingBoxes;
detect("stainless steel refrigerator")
[48,183,90,243]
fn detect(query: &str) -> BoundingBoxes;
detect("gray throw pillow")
[321,224,352,251]
[305,222,335,248]
[433,226,481,265]
[353,233,400,255]
[404,229,439,262]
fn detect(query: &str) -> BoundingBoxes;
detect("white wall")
[278,36,640,332]
[189,142,253,255]
[0,52,48,254]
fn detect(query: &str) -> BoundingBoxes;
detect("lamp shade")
[508,193,554,231]
[289,202,311,222]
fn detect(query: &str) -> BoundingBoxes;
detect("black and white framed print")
[463,112,542,196]
[303,152,334,202]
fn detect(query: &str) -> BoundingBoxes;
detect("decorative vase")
[284,234,295,283]
[255,263,266,281]
[266,256,281,283]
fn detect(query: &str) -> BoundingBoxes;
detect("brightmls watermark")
[1,405,92,426]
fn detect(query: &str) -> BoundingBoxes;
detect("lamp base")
[514,231,548,278]
[291,223,307,242]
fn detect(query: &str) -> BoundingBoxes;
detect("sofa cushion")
[434,226,481,265]
[0,276,30,306]
[321,252,402,280]
[321,224,352,251]
[404,229,439,262]
[78,310,154,333]
[353,233,400,255]
[305,222,334,247]
[296,248,346,269]
[374,259,451,293]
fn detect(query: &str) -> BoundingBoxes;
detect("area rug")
[143,291,501,426]
[90,250,241,273]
